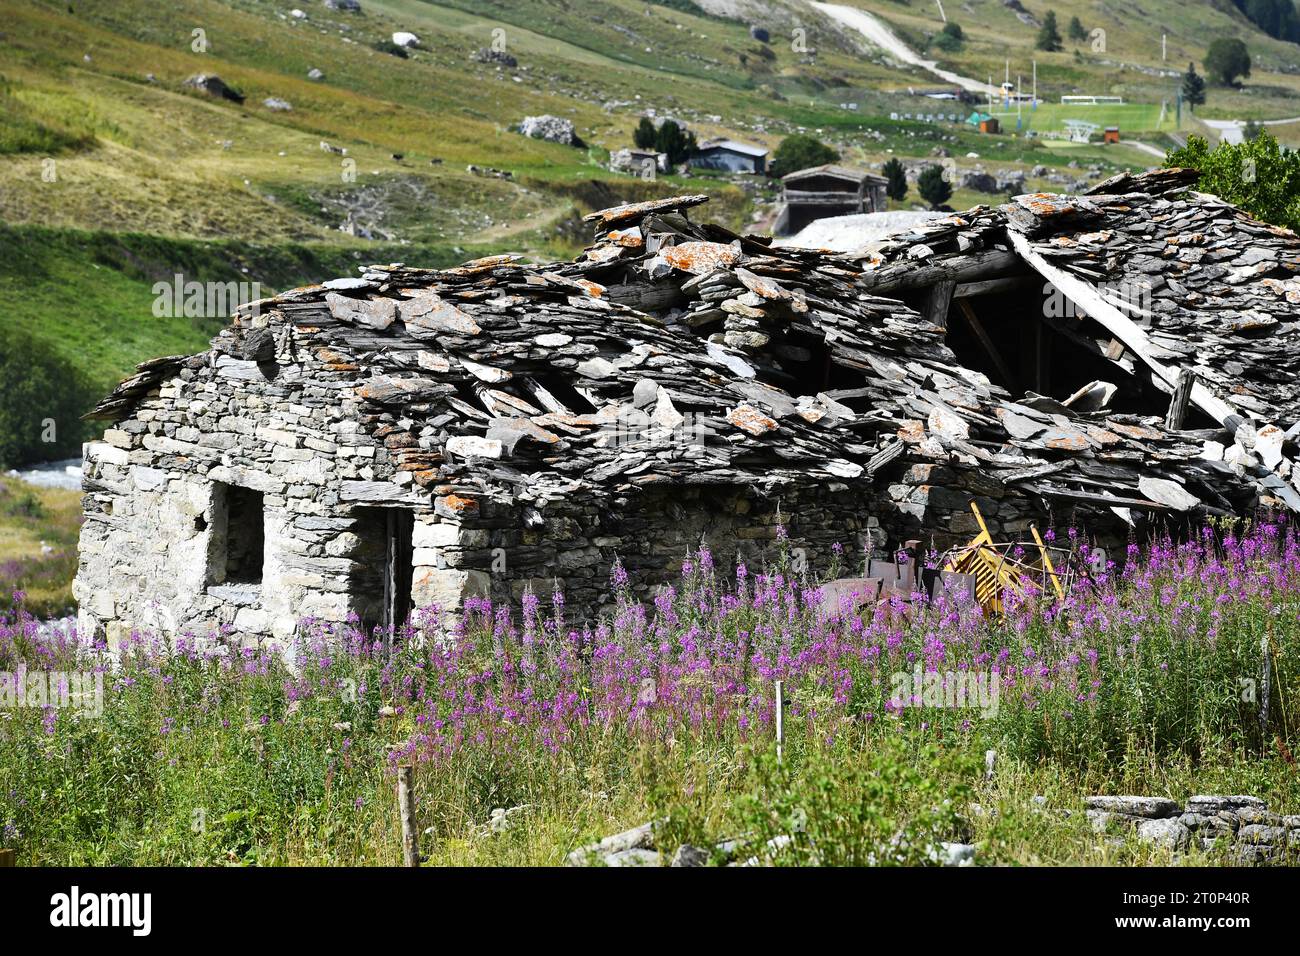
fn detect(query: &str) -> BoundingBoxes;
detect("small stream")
[5,458,82,491]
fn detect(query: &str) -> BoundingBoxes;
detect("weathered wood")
[1164,368,1196,430]
[0,848,15,867]
[398,764,420,867]
[952,274,1039,299]
[860,248,1023,293]
[921,278,956,329]
[957,300,1017,393]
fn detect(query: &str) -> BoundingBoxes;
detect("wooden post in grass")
[774,680,784,766]
[397,764,420,867]
[0,849,14,867]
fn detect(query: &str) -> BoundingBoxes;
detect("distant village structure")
[690,139,769,174]
[774,164,890,236]
[75,172,1300,648]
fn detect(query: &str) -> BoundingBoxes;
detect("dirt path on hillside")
[810,1,999,96]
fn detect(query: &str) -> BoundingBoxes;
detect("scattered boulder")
[307,68,324,80]
[324,0,361,10]
[518,114,579,146]
[391,31,419,48]
[262,97,293,112]
[183,74,245,104]
[566,821,658,866]
[1085,796,1179,819]
[750,26,771,43]
[1137,818,1191,852]
[996,170,1026,193]
[670,844,710,867]
[959,169,999,193]
[471,47,518,68]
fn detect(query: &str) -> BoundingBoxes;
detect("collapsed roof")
[92,169,1300,523]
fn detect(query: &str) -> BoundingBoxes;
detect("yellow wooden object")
[1031,524,1065,600]
[941,503,1070,614]
[943,502,1025,614]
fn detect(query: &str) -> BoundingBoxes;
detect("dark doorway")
[209,483,265,586]
[383,509,414,633]
[354,508,414,634]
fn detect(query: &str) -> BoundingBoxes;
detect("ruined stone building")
[75,169,1300,644]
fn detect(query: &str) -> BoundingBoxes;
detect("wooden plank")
[953,275,1040,299]
[1164,368,1196,430]
[957,300,1018,393]
[921,278,956,330]
[1007,230,1242,428]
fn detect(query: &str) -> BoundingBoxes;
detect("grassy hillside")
[0,0,1296,469]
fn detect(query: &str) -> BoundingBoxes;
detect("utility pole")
[936,0,946,23]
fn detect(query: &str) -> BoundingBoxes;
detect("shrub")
[0,326,96,468]
[1205,37,1252,85]
[769,134,839,178]
[1165,131,1300,232]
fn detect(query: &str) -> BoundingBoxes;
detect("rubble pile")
[1085,795,1300,864]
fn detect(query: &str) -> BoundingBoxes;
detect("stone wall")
[76,323,1065,644]
[406,464,1044,623]
[73,324,411,648]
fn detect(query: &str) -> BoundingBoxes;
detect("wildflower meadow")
[1,520,1298,866]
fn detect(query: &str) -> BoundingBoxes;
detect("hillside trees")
[1205,37,1252,85]
[1181,62,1207,109]
[654,120,697,165]
[633,116,657,149]
[1165,132,1300,232]
[917,165,952,209]
[1036,11,1063,52]
[882,157,908,201]
[770,134,839,178]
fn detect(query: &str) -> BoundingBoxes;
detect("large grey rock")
[670,844,710,867]
[566,821,657,865]
[1237,824,1287,846]
[519,115,578,146]
[1086,796,1179,819]
[1137,818,1190,852]
[1186,795,1266,814]
[603,848,661,866]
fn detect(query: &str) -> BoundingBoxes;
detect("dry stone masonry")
[75,170,1300,644]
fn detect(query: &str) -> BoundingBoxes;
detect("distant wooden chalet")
[774,164,889,236]
[690,139,768,174]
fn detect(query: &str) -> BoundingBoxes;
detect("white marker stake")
[935,0,946,23]
[775,680,784,765]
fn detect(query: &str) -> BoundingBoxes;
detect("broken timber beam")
[957,300,1018,393]
[1006,230,1239,429]
[861,248,1023,294]
[921,279,956,329]
[953,274,1040,299]
[1164,368,1196,430]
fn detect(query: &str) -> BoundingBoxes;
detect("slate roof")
[90,170,1300,518]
